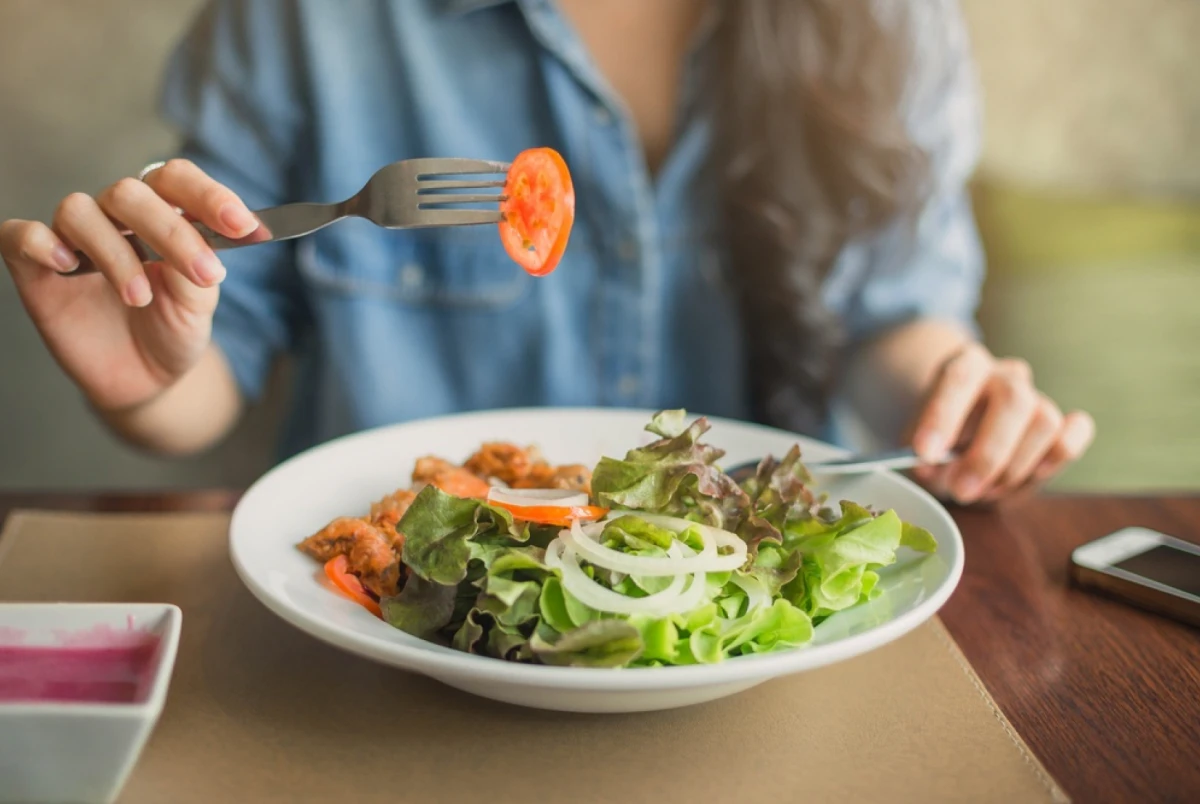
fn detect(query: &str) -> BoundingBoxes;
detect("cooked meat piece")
[346,522,404,597]
[552,464,592,493]
[370,488,417,526]
[511,462,554,488]
[463,442,535,485]
[412,456,458,485]
[298,516,366,563]
[298,516,404,597]
[434,469,493,498]
[511,463,592,493]
[371,512,406,552]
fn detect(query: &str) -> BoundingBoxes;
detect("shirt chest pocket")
[296,222,533,309]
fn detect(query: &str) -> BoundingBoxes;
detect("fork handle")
[63,202,343,276]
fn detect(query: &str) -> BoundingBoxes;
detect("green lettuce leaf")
[745,543,803,597]
[741,445,819,528]
[801,508,903,618]
[627,616,681,663]
[529,620,644,667]
[398,486,528,586]
[901,521,939,552]
[486,620,531,661]
[590,410,749,531]
[681,623,724,664]
[474,547,553,629]
[722,599,814,654]
[451,608,487,654]
[537,577,576,633]
[381,574,458,639]
[602,515,676,550]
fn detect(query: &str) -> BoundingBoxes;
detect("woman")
[0,0,1092,504]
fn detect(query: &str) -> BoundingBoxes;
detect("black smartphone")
[1070,527,1200,628]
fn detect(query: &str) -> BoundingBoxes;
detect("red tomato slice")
[499,147,575,277]
[323,555,383,618]
[490,501,608,527]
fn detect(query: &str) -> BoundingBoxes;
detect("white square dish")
[0,602,182,804]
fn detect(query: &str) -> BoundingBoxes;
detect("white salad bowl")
[229,408,963,713]
[0,602,182,804]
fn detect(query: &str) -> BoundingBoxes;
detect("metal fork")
[726,447,958,483]
[65,157,510,276]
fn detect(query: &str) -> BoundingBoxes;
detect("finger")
[142,159,258,239]
[910,461,954,501]
[934,465,958,501]
[1032,411,1096,484]
[0,219,80,280]
[53,192,152,307]
[96,177,226,290]
[911,343,993,461]
[950,365,1038,502]
[994,395,1064,492]
[912,464,937,484]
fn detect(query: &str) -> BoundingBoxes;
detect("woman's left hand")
[908,343,1095,504]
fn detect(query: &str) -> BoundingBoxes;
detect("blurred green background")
[0,0,1196,491]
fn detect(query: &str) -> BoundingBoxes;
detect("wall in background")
[1,0,1196,490]
[0,0,279,489]
[961,0,1200,490]
[963,0,1198,200]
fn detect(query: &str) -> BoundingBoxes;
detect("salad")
[297,410,937,668]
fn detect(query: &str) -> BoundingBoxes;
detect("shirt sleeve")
[823,0,986,345]
[156,0,310,401]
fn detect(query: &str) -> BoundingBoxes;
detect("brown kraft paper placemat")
[0,511,1068,803]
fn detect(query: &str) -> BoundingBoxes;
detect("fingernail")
[193,252,226,285]
[915,430,946,461]
[219,203,257,237]
[125,274,152,307]
[955,474,983,502]
[51,244,80,272]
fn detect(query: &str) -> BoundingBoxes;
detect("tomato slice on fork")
[499,147,575,277]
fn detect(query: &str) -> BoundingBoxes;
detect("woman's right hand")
[0,160,258,415]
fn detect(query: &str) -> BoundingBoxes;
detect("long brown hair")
[711,0,932,435]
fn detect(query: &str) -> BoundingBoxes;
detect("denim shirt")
[158,0,984,460]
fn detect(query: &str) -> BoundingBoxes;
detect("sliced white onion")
[551,541,681,614]
[730,573,770,613]
[487,487,589,509]
[547,540,706,616]
[544,539,564,571]
[564,519,744,576]
[670,568,708,615]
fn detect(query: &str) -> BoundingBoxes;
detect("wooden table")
[2,491,1198,802]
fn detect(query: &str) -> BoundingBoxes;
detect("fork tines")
[414,159,509,209]
[408,158,510,223]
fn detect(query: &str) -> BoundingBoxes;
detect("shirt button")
[399,263,424,290]
[617,238,637,261]
[618,375,639,397]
